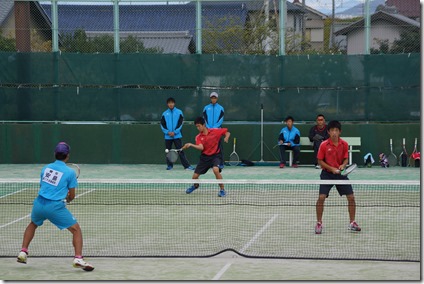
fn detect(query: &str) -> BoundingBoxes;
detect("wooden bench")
[286,137,361,166]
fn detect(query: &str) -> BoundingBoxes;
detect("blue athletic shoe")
[218,164,224,169]
[218,189,226,197]
[186,185,197,194]
[185,166,195,170]
[166,165,173,170]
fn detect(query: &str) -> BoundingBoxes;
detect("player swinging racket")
[315,120,361,234]
[17,142,94,271]
[182,117,230,197]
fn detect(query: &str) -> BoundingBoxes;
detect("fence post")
[364,0,370,54]
[196,0,202,54]
[52,0,59,52]
[114,0,120,54]
[279,0,286,56]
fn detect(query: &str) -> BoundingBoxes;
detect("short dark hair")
[194,116,205,125]
[166,97,175,103]
[327,120,341,131]
[284,115,294,122]
[55,152,68,161]
[316,114,325,119]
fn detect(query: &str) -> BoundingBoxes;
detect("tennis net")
[0,179,419,262]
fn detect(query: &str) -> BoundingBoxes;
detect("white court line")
[0,189,97,229]
[0,214,31,229]
[212,214,279,280]
[0,187,31,199]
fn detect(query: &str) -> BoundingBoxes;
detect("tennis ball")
[165,149,169,153]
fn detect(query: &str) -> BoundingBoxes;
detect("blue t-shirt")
[38,160,78,201]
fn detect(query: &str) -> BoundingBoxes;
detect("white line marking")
[240,214,279,253]
[0,187,32,199]
[212,262,233,281]
[0,189,97,229]
[212,214,279,280]
[0,214,30,229]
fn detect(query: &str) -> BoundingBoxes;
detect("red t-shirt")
[195,128,228,156]
[317,138,349,170]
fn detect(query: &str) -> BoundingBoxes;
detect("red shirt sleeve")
[316,140,327,160]
[218,128,228,136]
[195,134,201,145]
[340,139,349,159]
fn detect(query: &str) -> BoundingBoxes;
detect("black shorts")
[319,170,354,197]
[195,154,221,175]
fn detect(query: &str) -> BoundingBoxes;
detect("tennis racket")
[409,138,418,167]
[339,163,357,176]
[166,149,182,163]
[388,139,397,167]
[229,138,240,166]
[67,163,80,179]
[399,138,408,167]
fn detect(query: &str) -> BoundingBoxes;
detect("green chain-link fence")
[0,0,420,55]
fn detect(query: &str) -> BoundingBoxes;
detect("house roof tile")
[385,0,420,18]
[334,10,420,36]
[0,0,14,26]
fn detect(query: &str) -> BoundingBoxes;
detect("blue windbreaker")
[160,107,184,140]
[278,126,301,146]
[203,103,224,128]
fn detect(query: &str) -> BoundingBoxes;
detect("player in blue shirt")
[17,142,94,271]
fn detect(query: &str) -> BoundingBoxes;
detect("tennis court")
[0,164,420,281]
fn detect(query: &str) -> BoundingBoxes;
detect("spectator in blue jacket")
[160,97,194,171]
[278,116,301,168]
[203,92,225,168]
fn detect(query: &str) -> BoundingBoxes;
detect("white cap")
[210,92,219,98]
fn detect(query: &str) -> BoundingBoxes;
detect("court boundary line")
[212,214,279,280]
[0,187,31,199]
[0,189,97,229]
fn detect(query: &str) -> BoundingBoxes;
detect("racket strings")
[229,153,240,166]
[167,151,179,163]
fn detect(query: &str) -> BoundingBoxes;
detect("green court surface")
[0,164,420,281]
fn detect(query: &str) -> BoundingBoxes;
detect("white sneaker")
[17,251,28,264]
[348,221,361,232]
[73,257,95,271]
[315,165,321,169]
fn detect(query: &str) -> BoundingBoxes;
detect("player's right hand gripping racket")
[388,139,397,167]
[340,163,357,176]
[409,138,418,167]
[67,163,80,179]
[229,138,240,166]
[166,149,182,163]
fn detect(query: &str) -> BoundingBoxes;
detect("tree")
[0,30,16,51]
[61,29,162,53]
[391,30,420,53]
[371,30,420,54]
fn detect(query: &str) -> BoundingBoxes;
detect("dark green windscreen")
[0,52,419,122]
